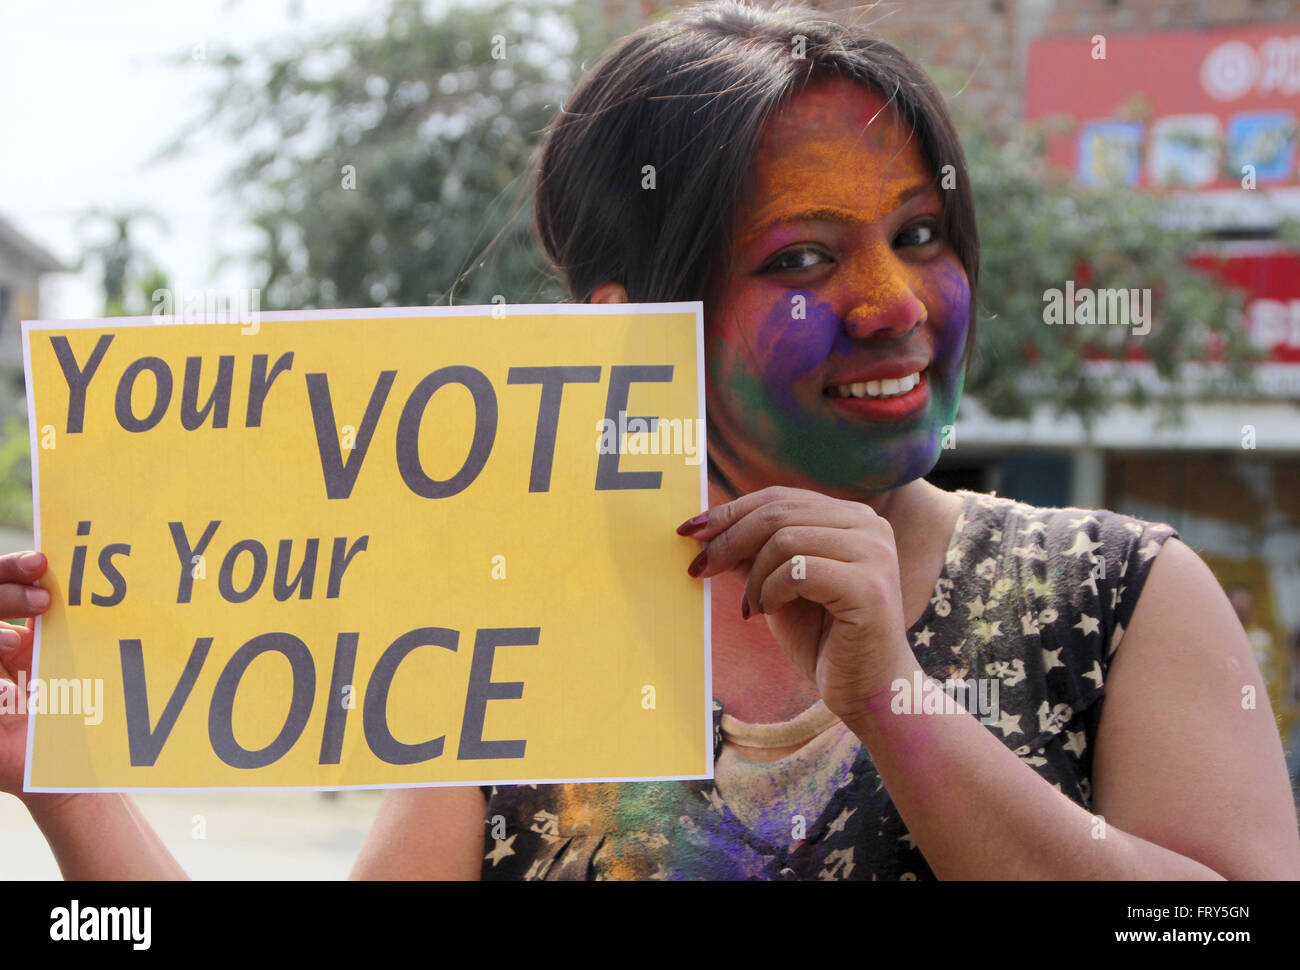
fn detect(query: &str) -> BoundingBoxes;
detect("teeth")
[830,370,922,399]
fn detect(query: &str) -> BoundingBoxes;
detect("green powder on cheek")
[722,367,914,489]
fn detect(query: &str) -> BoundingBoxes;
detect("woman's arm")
[1088,538,1300,879]
[842,538,1300,880]
[1,550,189,879]
[22,793,189,880]
[685,488,1298,879]
[350,786,486,879]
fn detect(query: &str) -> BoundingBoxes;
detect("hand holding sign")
[680,486,920,725]
[0,551,49,797]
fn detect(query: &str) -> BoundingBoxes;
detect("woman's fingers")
[0,617,32,641]
[756,554,874,619]
[0,550,46,585]
[0,619,33,681]
[0,550,50,621]
[676,485,792,540]
[0,582,49,620]
[741,526,862,616]
[679,486,849,543]
[683,492,866,579]
[0,549,49,679]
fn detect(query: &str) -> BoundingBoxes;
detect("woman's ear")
[588,282,629,304]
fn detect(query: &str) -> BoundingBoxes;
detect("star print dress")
[478,489,1181,880]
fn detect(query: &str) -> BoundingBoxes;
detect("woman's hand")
[0,550,51,799]
[678,486,919,723]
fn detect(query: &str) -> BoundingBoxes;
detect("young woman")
[3,0,1298,880]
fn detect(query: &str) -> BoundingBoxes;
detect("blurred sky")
[0,0,452,320]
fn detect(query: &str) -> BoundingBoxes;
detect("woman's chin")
[830,441,943,495]
[784,458,931,498]
[716,413,946,495]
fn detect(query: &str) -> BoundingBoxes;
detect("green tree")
[946,89,1271,433]
[0,416,32,528]
[163,0,612,310]
[76,208,168,317]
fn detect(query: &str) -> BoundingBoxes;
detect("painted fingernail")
[676,513,708,536]
[741,595,750,620]
[687,550,707,577]
[18,552,42,571]
[0,628,19,650]
[26,587,50,611]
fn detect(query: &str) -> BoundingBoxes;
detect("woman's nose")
[842,257,927,339]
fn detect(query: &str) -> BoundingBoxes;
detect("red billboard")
[1026,23,1300,191]
[1190,245,1300,364]
[1025,23,1300,367]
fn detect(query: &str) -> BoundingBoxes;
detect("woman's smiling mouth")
[823,367,930,419]
[827,368,924,398]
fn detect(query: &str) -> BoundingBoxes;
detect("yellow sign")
[20,304,710,791]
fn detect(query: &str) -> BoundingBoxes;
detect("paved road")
[0,790,384,880]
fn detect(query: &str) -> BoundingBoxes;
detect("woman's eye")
[895,219,942,249]
[761,247,830,274]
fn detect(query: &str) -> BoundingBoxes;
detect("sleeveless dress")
[479,489,1181,880]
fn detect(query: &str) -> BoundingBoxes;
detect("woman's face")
[705,76,970,498]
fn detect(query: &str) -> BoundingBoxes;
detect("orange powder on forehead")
[740,133,926,231]
[729,89,935,325]
[736,81,932,242]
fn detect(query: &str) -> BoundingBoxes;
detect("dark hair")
[532,0,980,371]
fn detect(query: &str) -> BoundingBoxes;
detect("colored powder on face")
[703,77,973,496]
[712,291,961,491]
[936,262,973,368]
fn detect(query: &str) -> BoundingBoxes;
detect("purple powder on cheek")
[752,293,846,410]
[933,264,972,367]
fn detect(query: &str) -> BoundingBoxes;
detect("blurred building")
[0,212,66,421]
[924,5,1300,722]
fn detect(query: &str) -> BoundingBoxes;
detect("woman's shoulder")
[920,489,1180,715]
[907,491,1184,806]
[945,489,1180,648]
[953,488,1178,541]
[951,489,1177,577]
